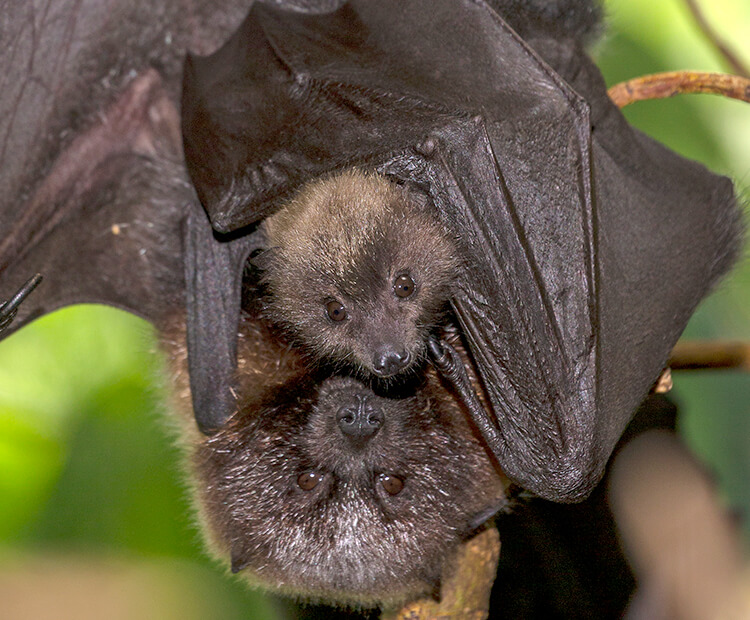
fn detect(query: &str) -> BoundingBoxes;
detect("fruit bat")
[161,287,507,605]
[179,0,742,502]
[259,169,458,378]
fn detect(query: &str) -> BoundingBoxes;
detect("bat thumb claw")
[427,336,447,364]
[0,273,43,333]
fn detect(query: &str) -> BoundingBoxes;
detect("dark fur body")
[162,300,506,607]
[262,170,458,377]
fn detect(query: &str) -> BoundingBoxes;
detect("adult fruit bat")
[0,0,743,609]
[180,0,742,501]
[260,169,458,378]
[162,293,507,606]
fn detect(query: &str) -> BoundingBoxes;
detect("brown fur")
[261,169,458,376]
[160,307,506,607]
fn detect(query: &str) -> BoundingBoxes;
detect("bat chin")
[234,535,440,608]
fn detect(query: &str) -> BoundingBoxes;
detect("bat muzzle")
[336,395,384,442]
[372,345,411,377]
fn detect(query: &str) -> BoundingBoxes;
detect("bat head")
[192,368,505,606]
[261,169,458,378]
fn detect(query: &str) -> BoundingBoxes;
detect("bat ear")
[230,545,251,574]
[397,178,434,212]
[465,498,511,534]
[249,246,277,272]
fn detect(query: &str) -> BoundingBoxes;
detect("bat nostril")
[336,397,384,441]
[373,346,410,377]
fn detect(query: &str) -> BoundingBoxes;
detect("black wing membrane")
[0,72,187,334]
[182,0,741,501]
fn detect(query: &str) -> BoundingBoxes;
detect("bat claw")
[428,337,469,383]
[427,335,447,365]
[230,547,249,574]
[0,273,43,333]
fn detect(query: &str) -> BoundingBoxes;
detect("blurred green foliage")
[0,0,748,618]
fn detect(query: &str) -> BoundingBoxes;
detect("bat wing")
[182,0,741,500]
[0,71,187,334]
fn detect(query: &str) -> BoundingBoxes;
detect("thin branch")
[382,527,500,620]
[608,71,750,108]
[683,0,750,78]
[669,341,750,371]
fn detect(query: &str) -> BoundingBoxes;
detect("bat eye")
[297,470,325,491]
[326,300,347,321]
[393,274,415,298]
[378,473,404,496]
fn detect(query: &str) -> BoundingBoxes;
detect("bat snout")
[372,344,411,377]
[336,395,384,442]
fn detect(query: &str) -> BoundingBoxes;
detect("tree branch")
[382,527,501,620]
[669,340,750,371]
[608,71,750,108]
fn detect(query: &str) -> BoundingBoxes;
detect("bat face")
[261,169,458,378]
[163,311,506,607]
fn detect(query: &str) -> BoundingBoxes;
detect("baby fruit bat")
[260,169,457,378]
[180,0,743,501]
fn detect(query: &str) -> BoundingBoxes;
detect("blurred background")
[0,0,748,618]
